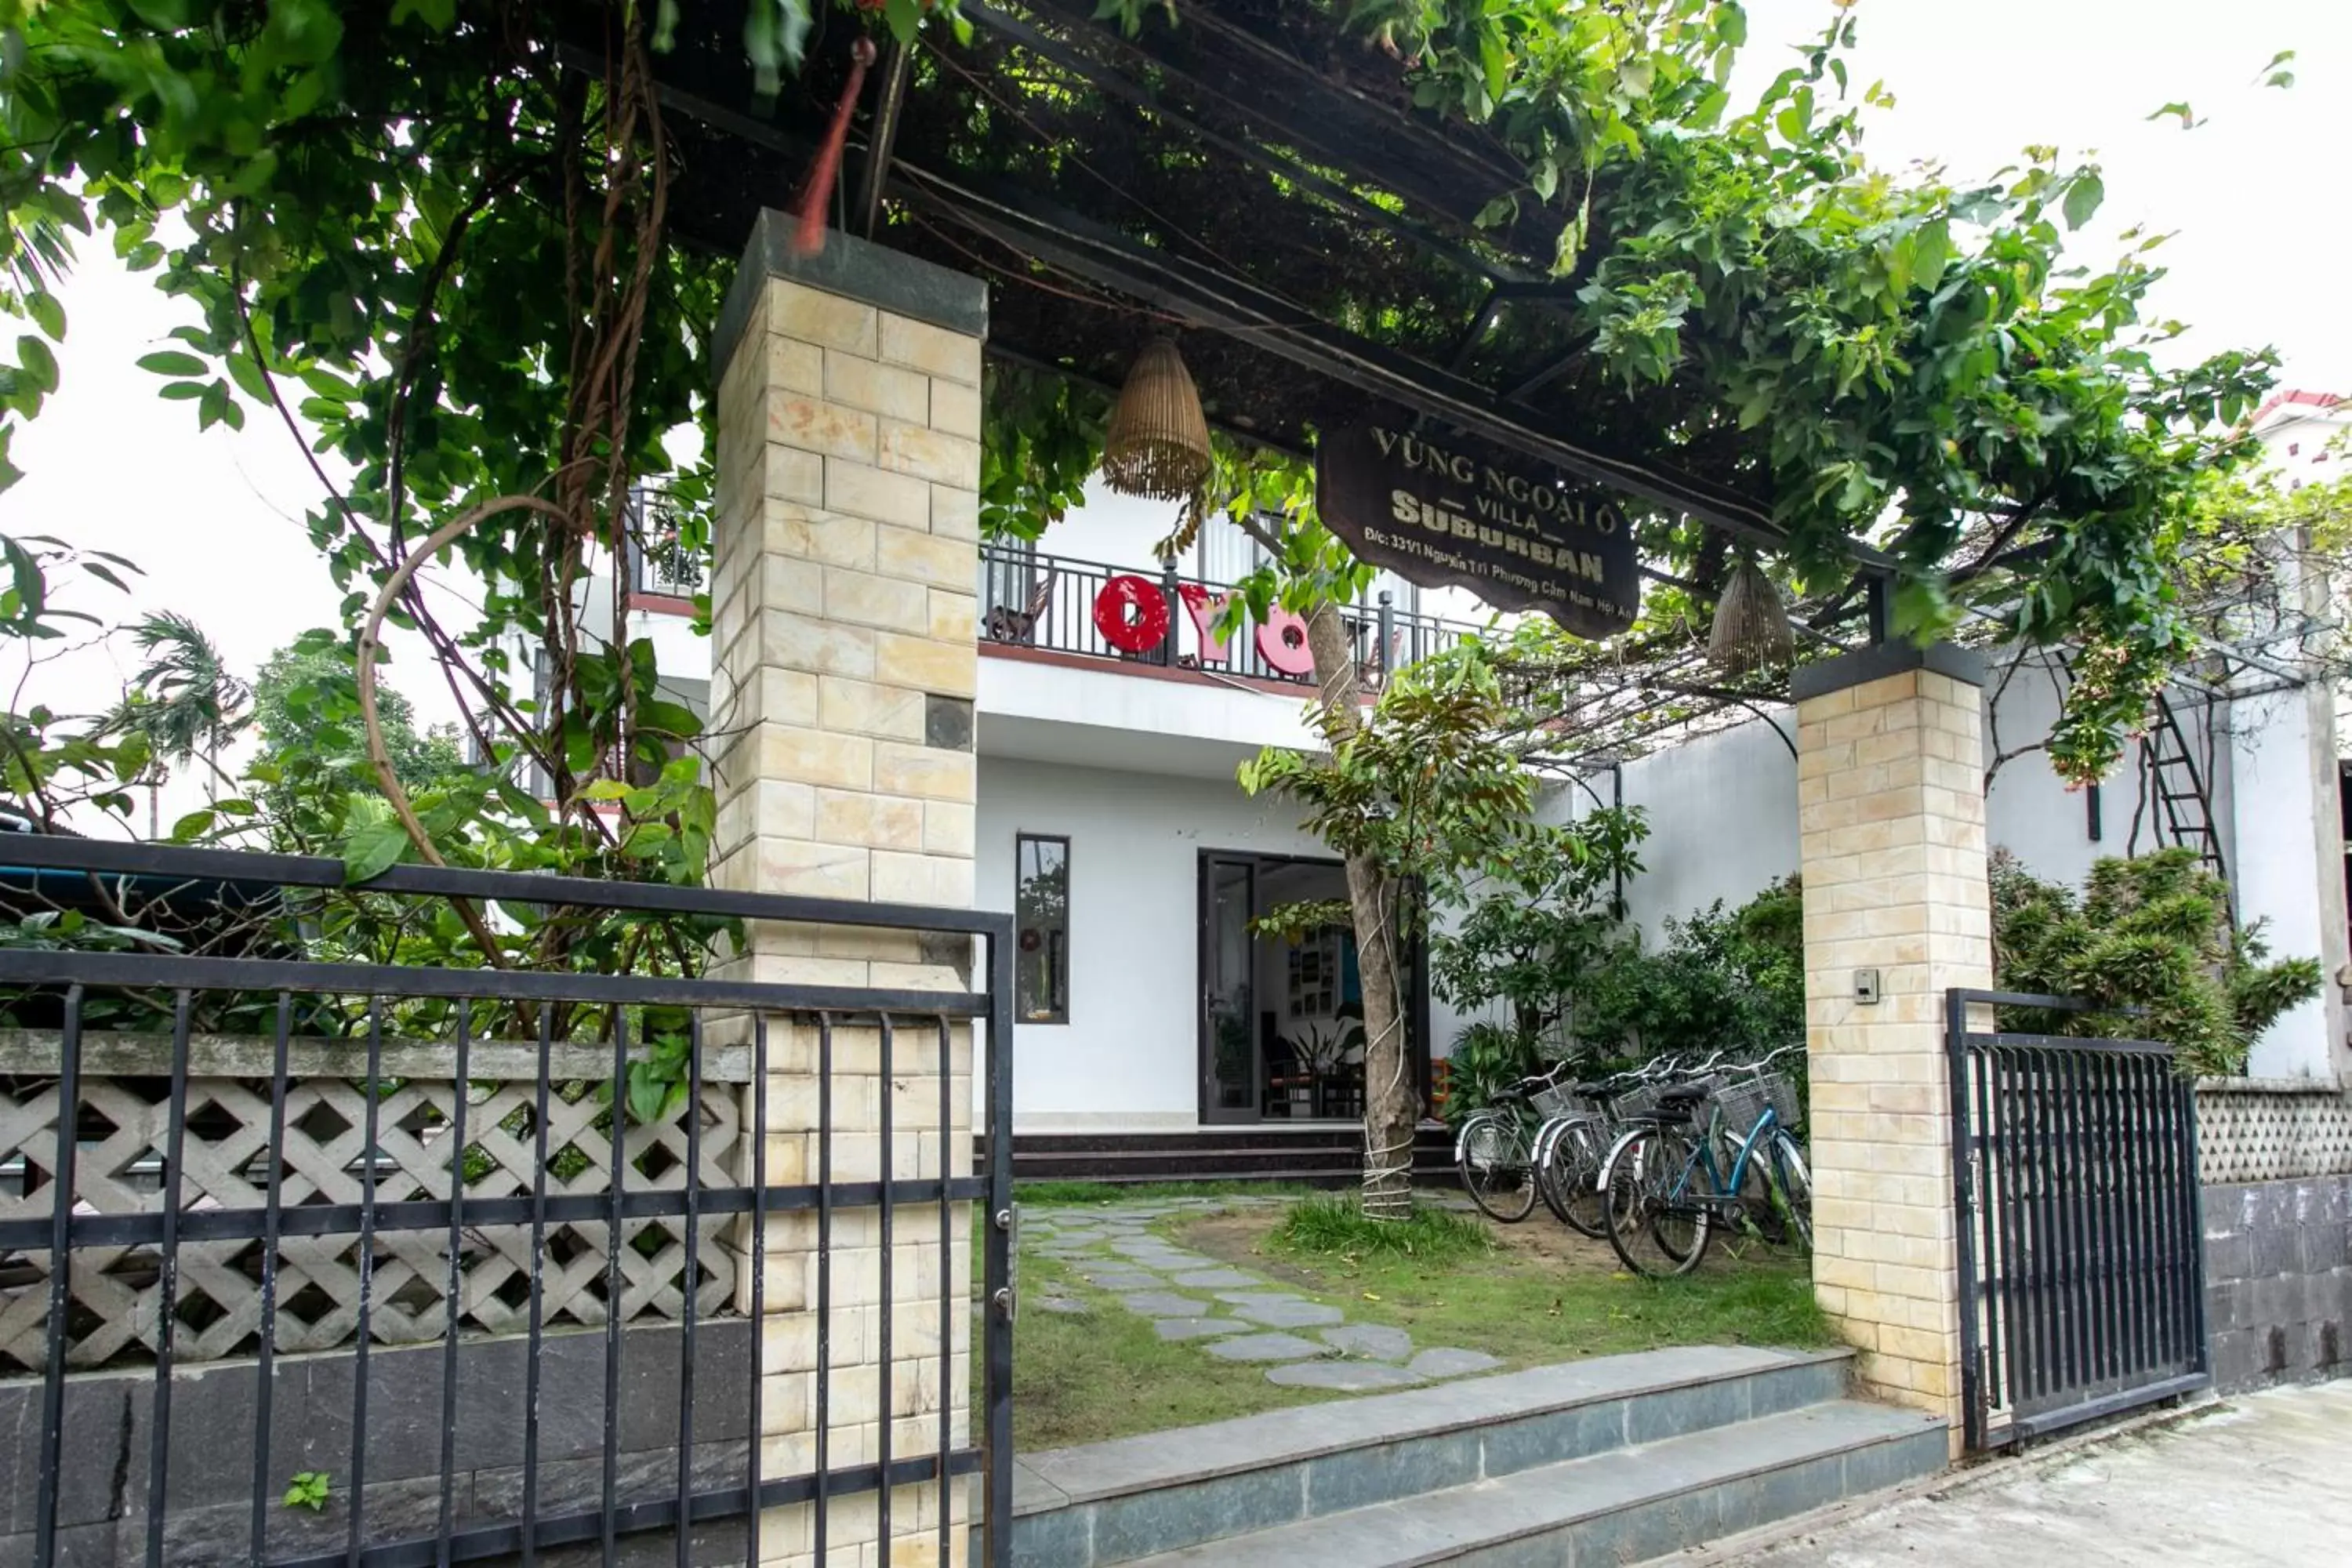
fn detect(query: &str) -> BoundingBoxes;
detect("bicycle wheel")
[1457,1112,1538,1222]
[1539,1118,1610,1238]
[1767,1132,1813,1254]
[1603,1123,1711,1277]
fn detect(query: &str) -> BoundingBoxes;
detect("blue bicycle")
[1598,1047,1810,1278]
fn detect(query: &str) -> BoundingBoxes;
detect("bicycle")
[1529,1055,1693,1238]
[1599,1047,1811,1277]
[1453,1065,1567,1223]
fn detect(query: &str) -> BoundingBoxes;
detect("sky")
[2,0,2347,825]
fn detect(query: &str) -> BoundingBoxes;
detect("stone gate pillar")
[708,213,985,1566]
[1793,645,1990,1450]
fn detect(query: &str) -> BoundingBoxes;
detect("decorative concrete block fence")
[0,1028,749,1565]
[2196,1076,2352,1391]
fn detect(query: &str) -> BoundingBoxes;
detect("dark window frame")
[1014,832,1071,1025]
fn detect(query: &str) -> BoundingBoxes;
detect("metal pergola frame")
[614,2,2323,778]
[622,2,1912,586]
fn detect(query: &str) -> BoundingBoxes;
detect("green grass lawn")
[998,1197,1835,1451]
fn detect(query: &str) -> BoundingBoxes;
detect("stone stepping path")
[1019,1197,1506,1392]
[1229,1295,1345,1329]
[1265,1359,1425,1391]
[1203,1331,1328,1363]
[1154,1317,1247,1342]
[1323,1323,1414,1361]
[1171,1268,1259,1289]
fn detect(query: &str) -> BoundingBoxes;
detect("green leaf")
[26,293,64,340]
[224,351,273,401]
[136,350,206,377]
[342,821,410,884]
[2062,172,2103,231]
[637,698,701,738]
[1479,30,1510,100]
[1690,86,1730,132]
[16,337,56,394]
[1911,220,1952,289]
[170,808,216,840]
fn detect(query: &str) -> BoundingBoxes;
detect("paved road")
[1703,1380,2352,1566]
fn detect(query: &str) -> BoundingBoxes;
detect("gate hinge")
[993,1286,1016,1323]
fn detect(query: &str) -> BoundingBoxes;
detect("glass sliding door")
[1199,855,1259,1123]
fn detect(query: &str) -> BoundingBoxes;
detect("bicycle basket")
[1611,1081,1667,1120]
[1764,1071,1803,1129]
[1463,1119,1519,1171]
[1714,1076,1770,1137]
[1530,1082,1582,1119]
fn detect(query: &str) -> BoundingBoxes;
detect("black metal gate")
[1947,989,2208,1450]
[0,835,1015,1567]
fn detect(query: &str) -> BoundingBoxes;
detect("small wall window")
[1015,834,1070,1024]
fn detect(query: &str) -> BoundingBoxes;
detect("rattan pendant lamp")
[1100,336,1213,502]
[1708,554,1796,673]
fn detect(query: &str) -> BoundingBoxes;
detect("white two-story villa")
[582,395,2352,1177]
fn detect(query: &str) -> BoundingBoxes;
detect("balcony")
[626,489,706,602]
[976,542,1480,688]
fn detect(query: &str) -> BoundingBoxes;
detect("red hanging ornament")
[787,36,878,257]
[1094,575,1171,655]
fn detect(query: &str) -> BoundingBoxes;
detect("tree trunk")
[1303,602,1417,1218]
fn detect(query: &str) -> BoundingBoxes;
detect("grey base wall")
[0,1320,752,1567]
[2203,1175,2352,1392]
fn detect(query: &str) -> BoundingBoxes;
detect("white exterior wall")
[1597,666,2231,935]
[1591,666,2339,1078]
[969,750,1489,1131]
[1613,716,1802,938]
[974,755,1332,1131]
[2227,682,2341,1078]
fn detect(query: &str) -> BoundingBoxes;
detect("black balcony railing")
[976,543,1481,687]
[627,489,707,600]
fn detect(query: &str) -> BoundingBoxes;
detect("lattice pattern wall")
[2195,1077,2352,1185]
[0,1033,744,1372]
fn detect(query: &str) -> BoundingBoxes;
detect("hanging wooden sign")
[1316,424,1641,640]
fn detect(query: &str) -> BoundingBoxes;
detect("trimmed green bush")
[1991,848,2321,1076]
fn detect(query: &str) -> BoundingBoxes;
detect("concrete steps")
[1119,1402,1936,1567]
[978,1126,1461,1185]
[1009,1346,1945,1568]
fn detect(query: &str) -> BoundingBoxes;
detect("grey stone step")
[1011,1346,1862,1568]
[1116,1401,1946,1568]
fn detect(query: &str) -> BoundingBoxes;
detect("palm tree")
[117,612,251,828]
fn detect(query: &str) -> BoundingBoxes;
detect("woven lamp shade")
[1101,338,1212,502]
[1708,557,1796,674]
